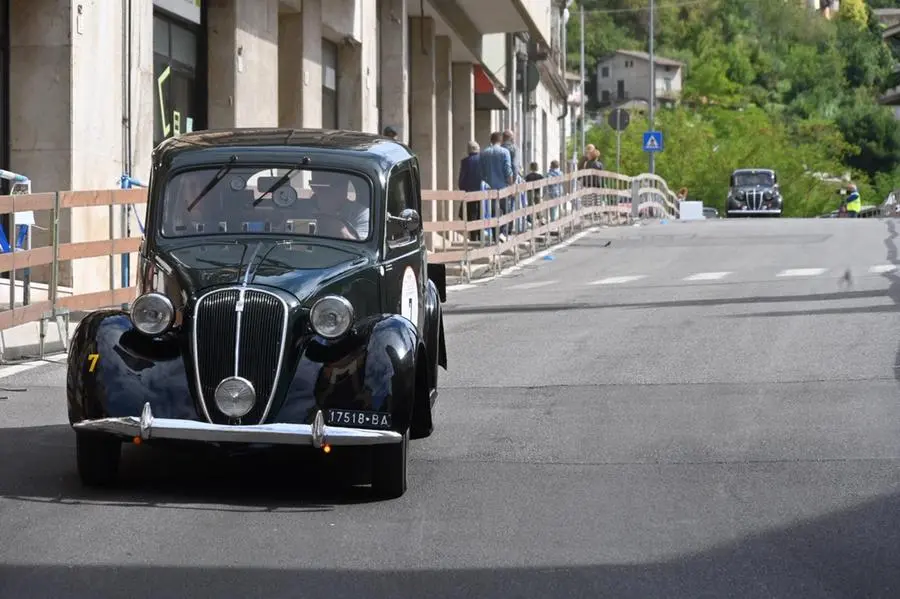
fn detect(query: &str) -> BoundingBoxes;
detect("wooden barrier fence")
[0,168,678,338]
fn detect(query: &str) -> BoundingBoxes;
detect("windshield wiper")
[186,155,237,212]
[253,166,302,206]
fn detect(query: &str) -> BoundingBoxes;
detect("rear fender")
[66,311,199,425]
[427,263,447,303]
[423,279,447,387]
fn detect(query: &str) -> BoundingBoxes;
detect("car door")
[382,162,426,333]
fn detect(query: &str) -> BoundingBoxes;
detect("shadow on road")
[445,289,890,316]
[0,424,386,511]
[1,489,899,598]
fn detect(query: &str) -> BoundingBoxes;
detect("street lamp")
[579,1,585,163]
[648,0,656,175]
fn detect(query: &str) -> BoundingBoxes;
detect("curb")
[2,339,68,364]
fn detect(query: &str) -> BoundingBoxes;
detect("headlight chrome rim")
[310,295,355,340]
[130,292,175,336]
[213,376,256,418]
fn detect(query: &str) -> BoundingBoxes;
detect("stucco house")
[594,50,684,109]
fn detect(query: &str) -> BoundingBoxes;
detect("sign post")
[607,108,630,173]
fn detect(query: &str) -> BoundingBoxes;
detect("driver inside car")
[301,171,370,240]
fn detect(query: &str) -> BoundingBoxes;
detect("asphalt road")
[2,217,900,598]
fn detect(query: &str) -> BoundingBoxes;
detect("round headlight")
[131,293,174,335]
[310,295,354,339]
[214,376,256,418]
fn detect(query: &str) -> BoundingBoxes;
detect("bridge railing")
[0,168,678,361]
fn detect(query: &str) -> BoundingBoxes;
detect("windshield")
[160,166,373,242]
[733,171,774,187]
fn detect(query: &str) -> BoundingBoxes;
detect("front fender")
[273,314,420,433]
[66,311,199,425]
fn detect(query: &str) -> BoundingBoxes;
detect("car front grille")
[192,287,288,425]
[744,189,767,210]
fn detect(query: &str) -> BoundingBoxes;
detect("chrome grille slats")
[237,291,285,423]
[191,287,289,425]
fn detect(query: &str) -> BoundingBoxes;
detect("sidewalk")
[1,318,81,362]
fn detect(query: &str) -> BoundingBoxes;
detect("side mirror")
[390,208,421,233]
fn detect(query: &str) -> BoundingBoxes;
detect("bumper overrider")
[73,402,404,447]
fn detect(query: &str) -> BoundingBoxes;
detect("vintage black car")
[66,128,449,499]
[725,168,783,217]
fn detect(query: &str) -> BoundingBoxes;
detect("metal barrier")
[421,169,679,281]
[0,168,677,362]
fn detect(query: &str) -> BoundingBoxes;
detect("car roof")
[732,168,775,174]
[154,127,415,166]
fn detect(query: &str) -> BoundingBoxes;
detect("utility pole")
[648,0,656,175]
[579,2,586,163]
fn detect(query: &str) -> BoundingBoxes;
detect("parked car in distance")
[66,128,449,499]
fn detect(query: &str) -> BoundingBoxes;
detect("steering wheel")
[312,213,359,239]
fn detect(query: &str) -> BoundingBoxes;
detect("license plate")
[326,409,392,429]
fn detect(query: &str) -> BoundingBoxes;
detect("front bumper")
[727,208,782,216]
[72,402,403,447]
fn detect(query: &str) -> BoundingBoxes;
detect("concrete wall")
[10,0,153,292]
[9,0,72,292]
[522,0,553,48]
[208,0,279,128]
[481,33,507,83]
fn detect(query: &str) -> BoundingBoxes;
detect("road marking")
[776,268,827,277]
[869,264,897,274]
[0,352,67,379]
[589,275,646,285]
[507,280,557,290]
[683,271,731,281]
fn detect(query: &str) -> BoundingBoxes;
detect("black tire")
[76,431,122,487]
[371,429,409,499]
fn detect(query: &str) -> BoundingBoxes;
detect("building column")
[208,0,279,128]
[474,110,492,150]
[409,17,436,190]
[278,0,323,128]
[452,62,474,189]
[435,36,452,224]
[338,41,364,130]
[379,0,408,141]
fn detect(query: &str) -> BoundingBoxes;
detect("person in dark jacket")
[458,141,483,241]
[524,162,544,226]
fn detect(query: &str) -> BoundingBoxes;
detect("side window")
[387,168,415,243]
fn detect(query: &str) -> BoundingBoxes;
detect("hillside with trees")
[567,0,900,216]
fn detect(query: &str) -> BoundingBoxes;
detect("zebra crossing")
[493,264,900,291]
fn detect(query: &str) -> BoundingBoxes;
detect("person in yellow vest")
[843,183,861,217]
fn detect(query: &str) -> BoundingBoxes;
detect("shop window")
[154,14,201,146]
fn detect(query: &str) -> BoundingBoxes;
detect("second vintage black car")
[66,128,449,499]
[725,168,783,217]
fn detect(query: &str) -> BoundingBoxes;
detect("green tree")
[840,0,869,29]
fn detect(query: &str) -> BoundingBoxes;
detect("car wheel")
[76,431,122,487]
[371,428,409,499]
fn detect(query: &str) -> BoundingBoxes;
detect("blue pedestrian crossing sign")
[643,131,663,153]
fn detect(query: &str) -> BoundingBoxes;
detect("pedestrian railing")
[421,169,679,281]
[0,167,678,361]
